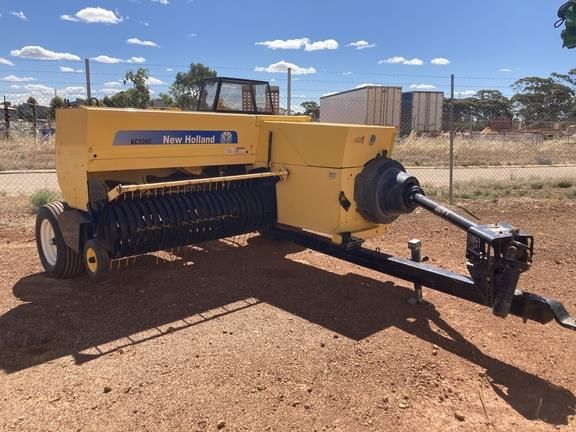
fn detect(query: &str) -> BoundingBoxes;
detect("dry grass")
[1,132,575,171]
[0,134,55,171]
[0,194,36,237]
[423,177,576,201]
[394,133,576,167]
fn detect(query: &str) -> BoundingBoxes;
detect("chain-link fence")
[1,60,575,203]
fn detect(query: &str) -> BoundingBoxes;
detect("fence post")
[3,96,10,140]
[30,98,37,143]
[449,74,455,205]
[85,58,92,102]
[287,67,292,115]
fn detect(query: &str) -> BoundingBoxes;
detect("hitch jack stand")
[407,239,424,305]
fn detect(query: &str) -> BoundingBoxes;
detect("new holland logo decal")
[113,130,239,145]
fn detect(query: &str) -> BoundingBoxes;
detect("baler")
[36,77,576,332]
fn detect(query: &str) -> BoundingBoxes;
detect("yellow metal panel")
[275,164,379,235]
[260,121,396,168]
[82,107,258,171]
[55,108,89,210]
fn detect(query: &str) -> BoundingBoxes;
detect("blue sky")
[0,0,572,105]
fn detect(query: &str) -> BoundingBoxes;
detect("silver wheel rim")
[40,218,57,266]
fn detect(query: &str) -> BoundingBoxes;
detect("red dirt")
[0,198,575,431]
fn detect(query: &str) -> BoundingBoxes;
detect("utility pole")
[449,74,455,205]
[287,67,292,115]
[85,58,92,102]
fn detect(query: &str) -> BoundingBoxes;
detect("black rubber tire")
[83,238,111,282]
[35,201,84,279]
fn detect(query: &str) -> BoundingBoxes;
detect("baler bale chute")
[35,77,576,332]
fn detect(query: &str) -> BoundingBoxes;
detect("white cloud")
[90,55,146,64]
[256,38,309,50]
[431,57,450,65]
[127,38,159,47]
[166,68,173,72]
[254,60,316,75]
[499,68,512,72]
[104,81,122,88]
[146,77,166,85]
[379,56,405,64]
[99,88,121,96]
[151,0,170,4]
[347,40,376,50]
[342,71,352,75]
[403,58,424,66]
[11,11,27,21]
[8,84,87,105]
[188,33,198,38]
[304,39,338,51]
[2,75,36,82]
[21,84,54,93]
[456,90,477,98]
[0,58,14,66]
[60,66,82,73]
[61,86,86,95]
[140,20,149,26]
[127,56,146,63]
[91,55,124,64]
[410,84,437,90]
[10,46,81,61]
[61,7,123,24]
[255,37,338,51]
[378,56,423,66]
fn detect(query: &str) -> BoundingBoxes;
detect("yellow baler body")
[56,106,396,238]
[259,121,396,236]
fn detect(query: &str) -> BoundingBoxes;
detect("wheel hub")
[40,219,57,266]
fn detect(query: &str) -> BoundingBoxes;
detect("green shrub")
[30,189,59,212]
[555,179,573,189]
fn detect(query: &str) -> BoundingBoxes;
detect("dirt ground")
[0,198,575,432]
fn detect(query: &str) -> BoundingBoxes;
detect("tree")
[300,101,320,120]
[474,90,513,121]
[511,76,574,125]
[17,97,42,122]
[551,68,576,89]
[169,63,217,110]
[102,68,151,108]
[156,92,176,107]
[49,96,65,119]
[443,97,470,130]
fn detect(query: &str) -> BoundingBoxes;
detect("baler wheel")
[35,202,84,278]
[83,239,111,282]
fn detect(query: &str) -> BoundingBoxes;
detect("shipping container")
[400,91,444,134]
[320,86,402,128]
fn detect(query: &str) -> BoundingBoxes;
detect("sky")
[0,0,573,106]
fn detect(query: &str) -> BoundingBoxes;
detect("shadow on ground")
[0,236,573,424]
